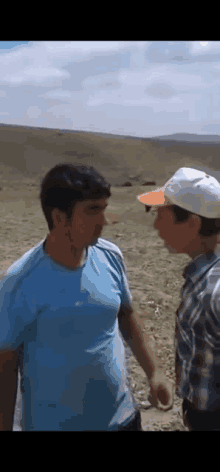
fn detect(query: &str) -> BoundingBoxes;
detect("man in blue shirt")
[0,163,173,431]
[137,167,220,430]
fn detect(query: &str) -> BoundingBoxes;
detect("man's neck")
[189,243,217,260]
[44,235,86,269]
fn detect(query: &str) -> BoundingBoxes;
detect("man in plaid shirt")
[137,167,220,431]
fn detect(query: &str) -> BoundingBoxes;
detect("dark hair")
[39,163,111,231]
[171,205,220,237]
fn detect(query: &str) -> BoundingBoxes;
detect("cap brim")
[136,188,171,206]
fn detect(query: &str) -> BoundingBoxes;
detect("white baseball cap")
[136,167,220,219]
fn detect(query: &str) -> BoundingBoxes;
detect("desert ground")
[0,124,219,431]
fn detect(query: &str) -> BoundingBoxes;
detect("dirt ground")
[0,176,192,431]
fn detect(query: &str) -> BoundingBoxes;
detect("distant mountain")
[0,123,139,140]
[153,133,220,143]
[0,124,220,143]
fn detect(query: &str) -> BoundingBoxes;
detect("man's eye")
[88,206,107,212]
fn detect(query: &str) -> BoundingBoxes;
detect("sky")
[0,41,220,138]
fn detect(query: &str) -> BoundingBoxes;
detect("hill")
[0,124,220,186]
[1,122,218,431]
[153,132,220,143]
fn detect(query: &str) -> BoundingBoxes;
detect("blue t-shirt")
[0,237,137,431]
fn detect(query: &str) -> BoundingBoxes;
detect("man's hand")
[148,369,174,411]
[118,307,174,411]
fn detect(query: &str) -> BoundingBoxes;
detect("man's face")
[153,205,200,255]
[55,197,109,248]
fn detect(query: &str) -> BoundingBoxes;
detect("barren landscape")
[0,124,219,431]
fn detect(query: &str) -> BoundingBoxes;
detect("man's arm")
[118,306,165,380]
[0,350,19,431]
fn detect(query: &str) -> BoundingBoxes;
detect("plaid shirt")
[175,250,220,411]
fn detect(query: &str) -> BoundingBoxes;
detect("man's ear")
[51,208,66,226]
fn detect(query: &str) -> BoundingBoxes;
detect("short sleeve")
[0,278,26,350]
[210,284,220,322]
[116,252,133,309]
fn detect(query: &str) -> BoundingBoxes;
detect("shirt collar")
[182,251,220,283]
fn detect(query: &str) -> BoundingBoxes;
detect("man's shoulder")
[206,256,220,288]
[0,239,45,292]
[95,238,124,260]
[200,256,220,315]
[94,238,128,276]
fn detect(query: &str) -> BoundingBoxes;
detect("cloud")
[82,74,121,91]
[39,89,73,101]
[145,42,220,64]
[0,41,220,138]
[2,67,70,86]
[145,83,177,99]
[26,106,41,119]
[189,41,220,55]
[86,98,105,106]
